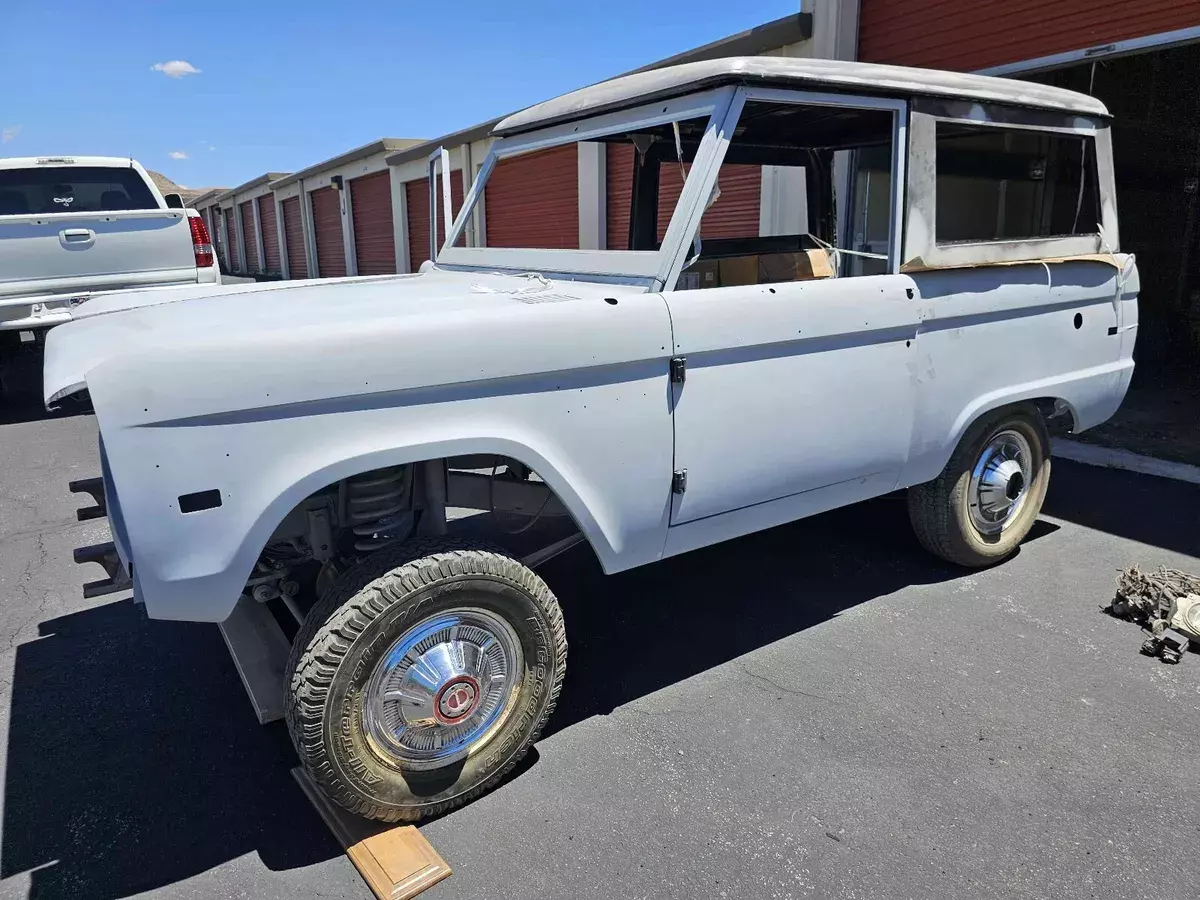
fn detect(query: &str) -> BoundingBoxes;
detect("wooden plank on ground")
[292,768,451,900]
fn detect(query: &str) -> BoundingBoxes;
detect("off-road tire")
[284,537,567,822]
[907,404,1051,568]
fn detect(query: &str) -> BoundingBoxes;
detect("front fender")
[84,283,675,622]
[92,362,674,622]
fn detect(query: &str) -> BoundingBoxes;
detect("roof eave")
[270,138,425,189]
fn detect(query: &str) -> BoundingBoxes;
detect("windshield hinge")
[671,469,688,495]
[669,356,687,384]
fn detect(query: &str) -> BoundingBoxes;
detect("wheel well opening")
[1031,397,1077,435]
[251,455,591,633]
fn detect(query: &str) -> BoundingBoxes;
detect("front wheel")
[285,539,567,822]
[908,404,1051,567]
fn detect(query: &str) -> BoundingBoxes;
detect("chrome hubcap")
[363,609,522,770]
[969,429,1034,536]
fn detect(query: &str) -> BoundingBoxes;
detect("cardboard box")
[718,255,760,287]
[677,259,720,292]
[757,250,835,283]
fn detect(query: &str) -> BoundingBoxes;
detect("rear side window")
[0,166,159,216]
[935,123,1100,244]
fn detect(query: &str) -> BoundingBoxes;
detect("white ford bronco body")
[45,58,1137,822]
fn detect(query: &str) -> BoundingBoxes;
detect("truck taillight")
[188,214,215,268]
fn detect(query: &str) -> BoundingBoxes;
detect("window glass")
[935,123,1100,244]
[0,166,158,215]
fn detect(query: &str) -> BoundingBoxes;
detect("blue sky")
[0,1,798,190]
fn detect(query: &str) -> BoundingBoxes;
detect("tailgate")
[0,209,197,300]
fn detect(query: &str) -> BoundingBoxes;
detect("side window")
[935,123,1101,244]
[662,99,898,289]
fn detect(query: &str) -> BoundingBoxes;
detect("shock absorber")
[345,466,413,553]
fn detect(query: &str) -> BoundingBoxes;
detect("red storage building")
[238,201,259,273]
[257,194,281,274]
[280,195,308,279]
[223,207,239,272]
[405,171,465,271]
[309,186,346,278]
[350,170,396,276]
[484,145,578,249]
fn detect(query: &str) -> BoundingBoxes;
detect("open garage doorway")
[1028,42,1200,464]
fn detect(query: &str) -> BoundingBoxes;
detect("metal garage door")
[281,196,307,279]
[485,145,578,248]
[350,170,396,276]
[239,201,259,273]
[605,144,761,249]
[405,171,464,271]
[858,0,1200,70]
[310,186,346,278]
[206,209,224,267]
[224,208,239,271]
[257,194,281,274]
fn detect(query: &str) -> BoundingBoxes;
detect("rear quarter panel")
[901,258,1136,486]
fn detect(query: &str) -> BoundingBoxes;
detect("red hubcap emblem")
[435,677,479,722]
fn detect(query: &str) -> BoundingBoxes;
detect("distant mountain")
[146,170,222,205]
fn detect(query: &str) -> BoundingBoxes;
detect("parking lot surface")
[1,404,1197,900]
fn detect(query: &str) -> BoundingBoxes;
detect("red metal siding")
[224,208,239,271]
[257,194,281,273]
[605,144,635,250]
[350,170,396,276]
[606,143,761,248]
[310,186,346,278]
[281,196,308,279]
[405,171,464,271]
[239,201,259,273]
[859,0,1200,71]
[485,145,579,248]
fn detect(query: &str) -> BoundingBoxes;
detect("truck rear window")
[0,167,159,215]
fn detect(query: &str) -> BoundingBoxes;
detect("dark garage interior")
[1034,44,1200,463]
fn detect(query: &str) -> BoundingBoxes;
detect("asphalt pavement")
[1,401,1197,900]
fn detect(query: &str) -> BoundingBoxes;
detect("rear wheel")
[285,538,566,822]
[908,404,1051,567]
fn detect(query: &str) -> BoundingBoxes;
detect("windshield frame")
[436,86,738,289]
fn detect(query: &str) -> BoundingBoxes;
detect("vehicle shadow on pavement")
[1042,458,1200,559]
[0,600,340,900]
[538,495,1058,739]
[0,489,1073,897]
[0,392,92,427]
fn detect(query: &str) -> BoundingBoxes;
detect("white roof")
[495,57,1109,135]
[0,155,136,170]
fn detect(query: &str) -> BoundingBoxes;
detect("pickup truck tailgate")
[0,209,198,300]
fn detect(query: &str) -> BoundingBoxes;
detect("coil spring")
[346,466,410,552]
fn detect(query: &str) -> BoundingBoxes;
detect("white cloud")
[168,150,188,160]
[1,125,21,144]
[151,60,200,78]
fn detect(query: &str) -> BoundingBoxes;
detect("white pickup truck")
[48,58,1137,824]
[0,155,218,395]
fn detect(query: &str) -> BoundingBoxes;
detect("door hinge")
[671,469,688,494]
[669,356,687,384]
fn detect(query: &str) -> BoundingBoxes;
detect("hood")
[43,268,646,406]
